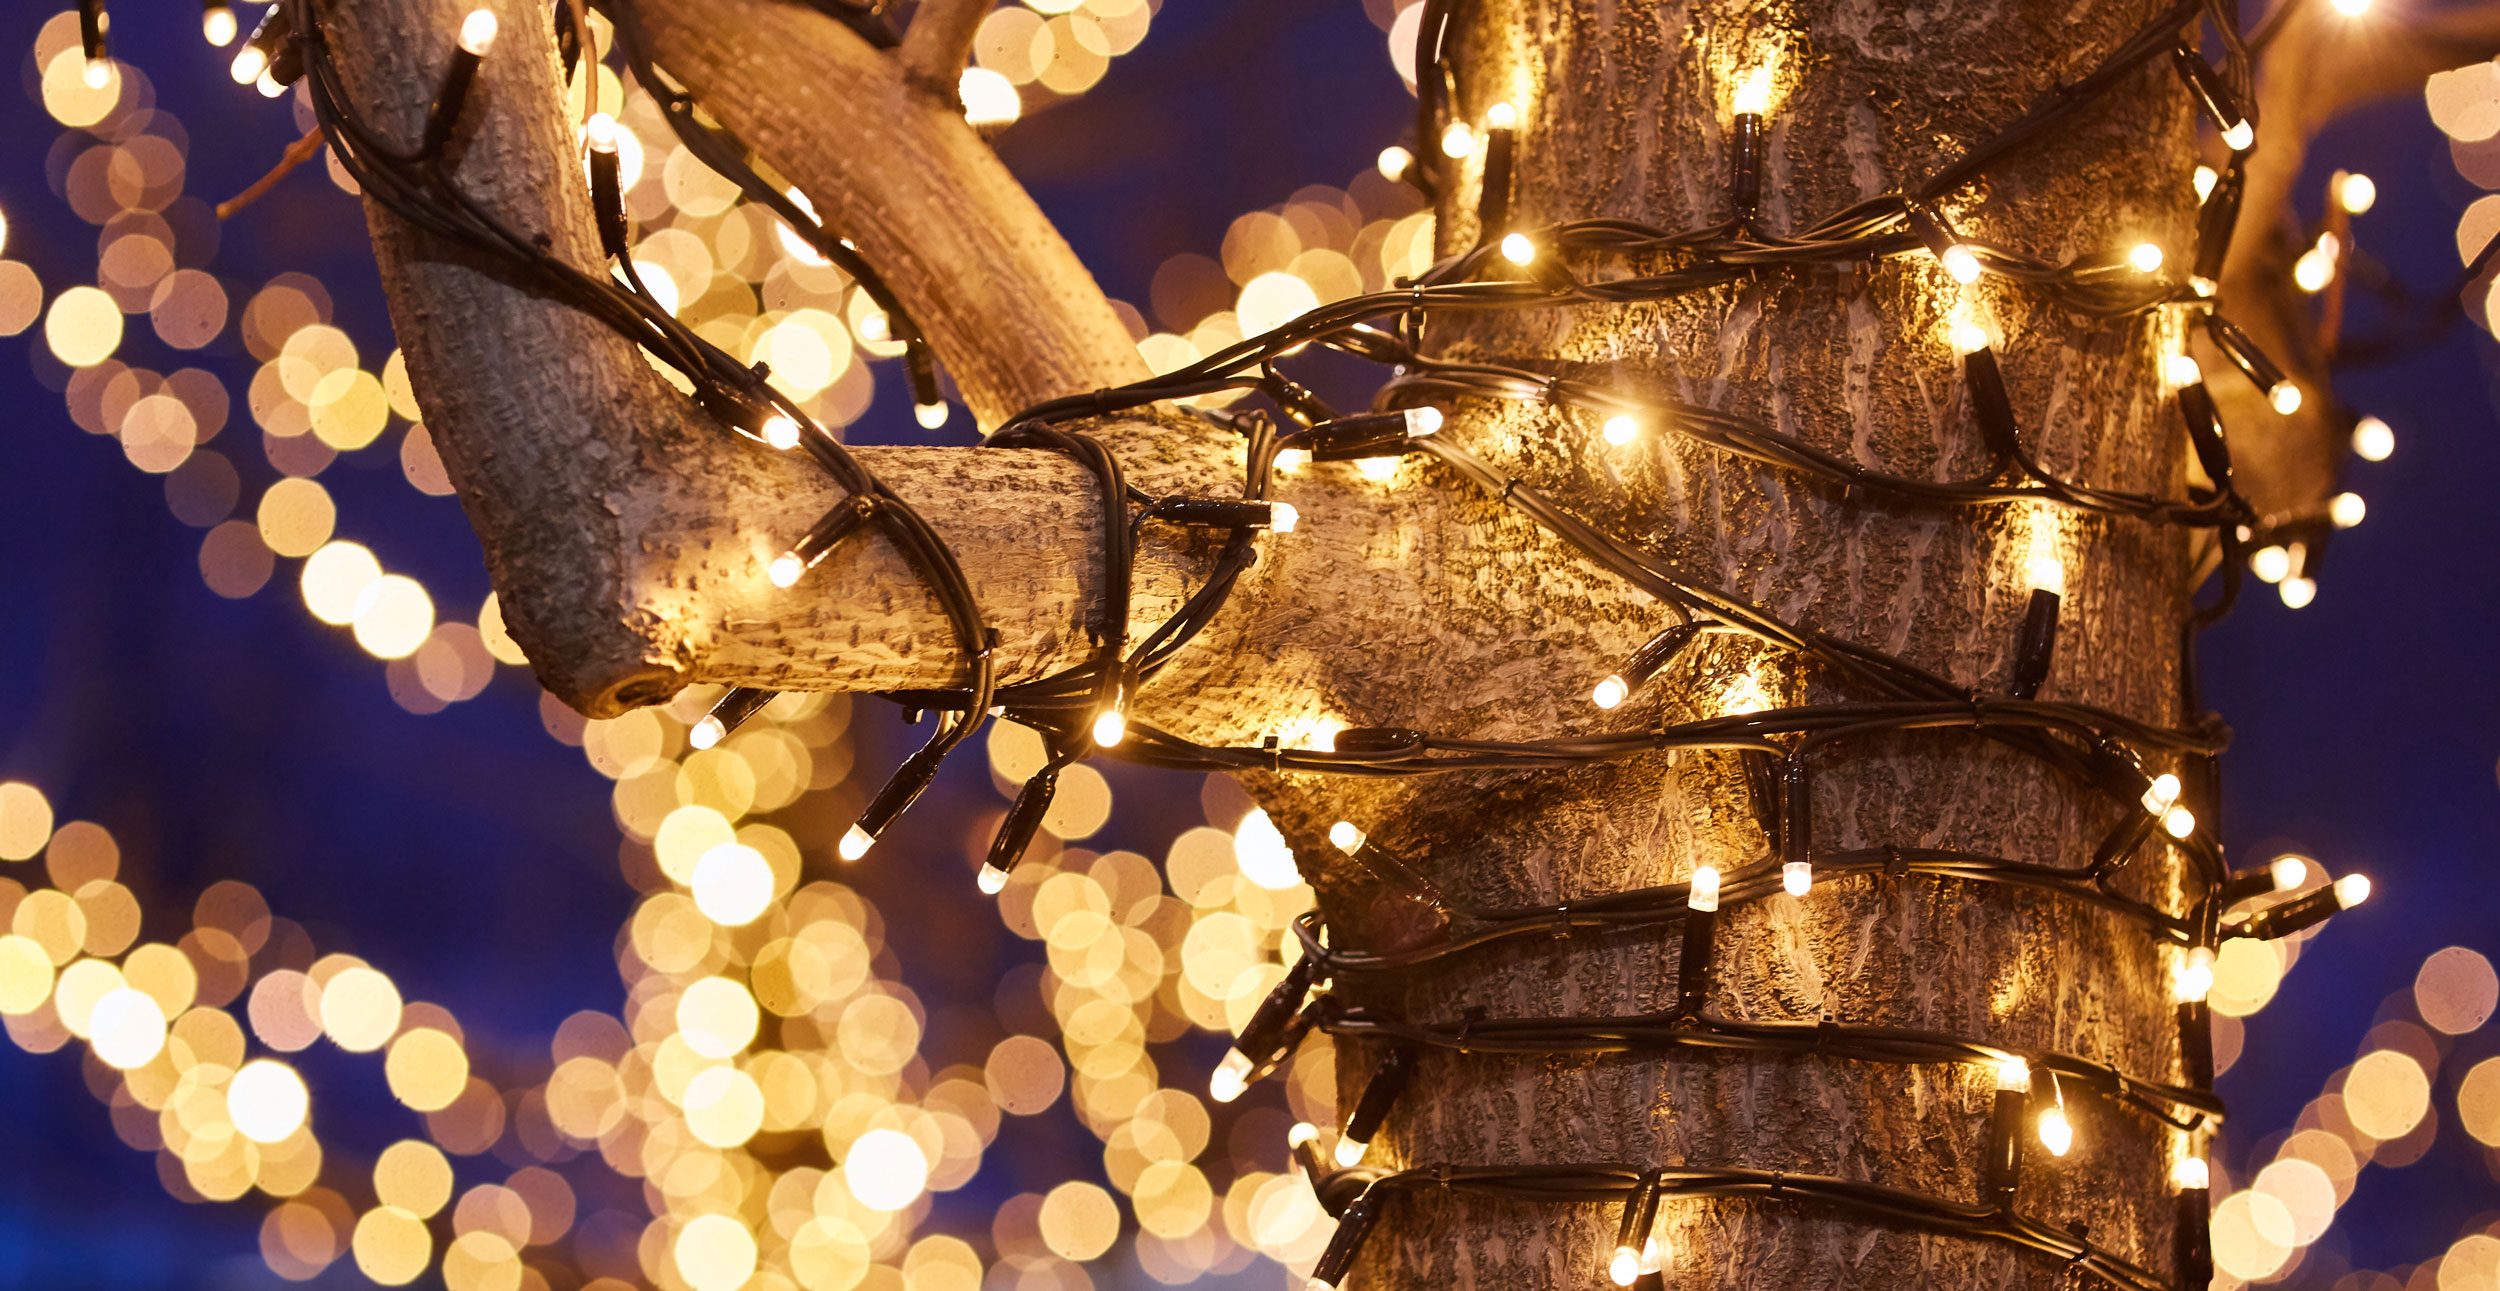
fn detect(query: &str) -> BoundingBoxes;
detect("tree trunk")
[1250,0,2201,1286]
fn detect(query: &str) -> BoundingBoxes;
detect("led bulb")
[2142,773,2182,814]
[2193,166,2218,202]
[2128,242,2165,273]
[1210,1050,1253,1103]
[1940,244,1982,284]
[762,415,800,450]
[203,4,238,46]
[1602,415,1638,445]
[2026,554,2065,597]
[2268,382,2303,416]
[256,69,284,98]
[2037,1106,2073,1156]
[2175,946,2215,1002]
[1271,503,1300,533]
[2172,1157,2210,1191]
[689,716,726,751]
[1591,674,1629,710]
[2270,855,2309,891]
[2279,576,2317,609]
[2338,172,2377,214]
[1377,145,1414,182]
[768,552,804,588]
[2189,275,2217,298]
[1403,406,1444,436]
[2162,806,2196,840]
[2164,354,2203,387]
[1485,101,1517,129]
[915,402,949,430]
[1334,1137,1367,1168]
[858,312,890,342]
[2333,874,2372,907]
[1687,865,1721,912]
[975,863,1009,895]
[2222,119,2255,152]
[459,8,500,56]
[1500,233,1537,265]
[2329,492,2365,528]
[2351,416,2394,461]
[83,58,111,90]
[2250,545,2291,583]
[1609,1245,1640,1287]
[1439,122,1476,159]
[1995,1057,2031,1092]
[1287,1122,1320,1149]
[1731,65,1774,116]
[1092,708,1127,748]
[1329,821,1366,854]
[2293,250,2333,293]
[1782,861,1812,897]
[1950,321,1990,355]
[838,825,873,861]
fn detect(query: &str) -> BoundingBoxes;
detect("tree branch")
[897,0,989,98]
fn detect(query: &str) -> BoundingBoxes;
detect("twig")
[216,127,327,220]
[897,0,988,96]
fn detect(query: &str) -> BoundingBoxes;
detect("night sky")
[0,1,2494,1288]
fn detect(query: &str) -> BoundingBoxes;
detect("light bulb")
[1377,145,1413,182]
[1609,1245,1640,1286]
[1092,708,1127,748]
[857,312,890,342]
[2338,172,2377,214]
[2175,947,2215,1002]
[2163,806,2196,840]
[2351,415,2394,461]
[2222,119,2254,151]
[768,552,804,588]
[2331,0,2370,14]
[1329,821,1365,854]
[1403,406,1444,436]
[1687,865,1721,912]
[1591,675,1629,709]
[1782,861,1812,897]
[2128,242,2165,273]
[2172,1157,2210,1191]
[915,402,948,430]
[2271,854,2309,891]
[2268,382,2303,415]
[1334,1137,1367,1168]
[2329,492,2365,528]
[585,112,618,153]
[1602,415,1638,445]
[2279,576,2317,609]
[2037,1106,2072,1156]
[1731,65,1774,116]
[1500,233,1536,265]
[1271,503,1300,533]
[2142,773,2181,814]
[1210,1050,1252,1103]
[2333,874,2372,907]
[83,58,111,90]
[203,4,238,46]
[256,69,284,98]
[2189,275,2217,298]
[838,825,873,861]
[1485,101,1517,129]
[2194,165,2218,202]
[1439,122,1476,159]
[1950,320,1990,355]
[2249,545,2291,582]
[1288,1122,1320,1149]
[1940,244,1982,284]
[2293,250,2333,292]
[2025,554,2065,597]
[459,8,500,56]
[2165,354,2203,387]
[762,416,800,450]
[1995,1057,2032,1092]
[689,716,725,750]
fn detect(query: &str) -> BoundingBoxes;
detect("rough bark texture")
[1244,1,2203,1286]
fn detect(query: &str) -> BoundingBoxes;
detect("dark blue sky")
[0,2,2493,1288]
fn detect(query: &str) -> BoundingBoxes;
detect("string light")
[201,0,236,46]
[761,415,800,450]
[1438,121,1475,158]
[2175,946,2215,1002]
[1499,232,1536,265]
[1781,861,1812,897]
[2193,165,2217,201]
[2171,1156,2209,1191]
[2337,171,2377,214]
[2352,415,2395,461]
[2329,491,2366,528]
[2280,576,2318,609]
[1377,145,1413,182]
[457,8,498,55]
[1601,414,1637,445]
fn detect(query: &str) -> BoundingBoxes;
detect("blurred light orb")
[87,986,167,1069]
[842,1128,930,1211]
[230,1059,311,1143]
[691,843,775,926]
[1231,809,1300,890]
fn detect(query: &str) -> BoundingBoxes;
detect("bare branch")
[897,0,990,97]
[632,0,1148,427]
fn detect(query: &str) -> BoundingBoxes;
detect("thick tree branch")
[2212,0,2500,525]
[897,0,990,97]
[632,0,1149,427]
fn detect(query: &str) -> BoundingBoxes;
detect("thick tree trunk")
[1248,0,2201,1287]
